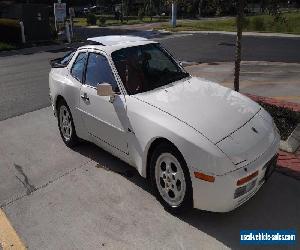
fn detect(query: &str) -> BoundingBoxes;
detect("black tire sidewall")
[150,143,193,214]
[57,101,78,147]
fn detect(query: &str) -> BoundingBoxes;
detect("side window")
[71,52,87,82]
[85,53,117,88]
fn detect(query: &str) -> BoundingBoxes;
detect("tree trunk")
[198,0,203,17]
[234,0,245,92]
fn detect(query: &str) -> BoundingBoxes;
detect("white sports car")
[49,35,280,213]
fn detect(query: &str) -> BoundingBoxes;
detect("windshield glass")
[111,43,189,95]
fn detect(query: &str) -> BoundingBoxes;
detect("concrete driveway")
[0,107,299,249]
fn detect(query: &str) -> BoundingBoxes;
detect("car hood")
[134,77,260,144]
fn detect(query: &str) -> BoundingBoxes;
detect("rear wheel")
[57,100,79,147]
[150,143,193,214]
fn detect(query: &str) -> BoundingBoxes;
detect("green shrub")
[259,102,300,140]
[0,18,21,43]
[98,16,106,26]
[86,13,97,25]
[252,16,265,31]
[0,42,16,51]
[242,17,250,29]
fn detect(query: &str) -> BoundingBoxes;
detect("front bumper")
[191,131,280,212]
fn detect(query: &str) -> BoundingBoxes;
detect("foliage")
[0,42,16,51]
[138,8,145,21]
[258,102,300,140]
[200,0,218,17]
[159,11,300,34]
[0,18,21,43]
[74,16,167,27]
[216,0,236,15]
[98,16,106,26]
[86,13,97,25]
[252,16,265,30]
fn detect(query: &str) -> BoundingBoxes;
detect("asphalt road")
[160,33,300,63]
[0,33,300,121]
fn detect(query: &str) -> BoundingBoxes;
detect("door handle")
[81,93,89,101]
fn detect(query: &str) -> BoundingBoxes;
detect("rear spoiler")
[50,58,66,68]
[49,49,76,68]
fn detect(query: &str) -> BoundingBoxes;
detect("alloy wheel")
[59,105,73,141]
[155,153,186,207]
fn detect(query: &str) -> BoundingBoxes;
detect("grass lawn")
[73,16,167,27]
[159,11,300,34]
[0,42,16,51]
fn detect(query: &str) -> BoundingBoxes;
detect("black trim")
[89,132,129,155]
[70,52,88,83]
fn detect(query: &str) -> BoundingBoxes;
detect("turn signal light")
[237,170,258,186]
[194,172,215,183]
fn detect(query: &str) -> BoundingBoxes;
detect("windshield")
[111,43,189,95]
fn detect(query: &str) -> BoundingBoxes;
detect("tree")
[144,0,155,21]
[233,0,285,92]
[234,0,245,92]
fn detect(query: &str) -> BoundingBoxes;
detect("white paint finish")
[79,84,129,155]
[135,77,260,143]
[193,131,280,212]
[87,35,149,46]
[125,95,235,176]
[217,110,277,166]
[49,37,280,212]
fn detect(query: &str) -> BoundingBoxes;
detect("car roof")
[87,35,149,45]
[78,35,157,54]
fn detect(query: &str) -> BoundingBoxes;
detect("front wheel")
[150,143,193,214]
[57,101,79,147]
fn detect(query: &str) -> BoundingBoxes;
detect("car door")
[79,51,129,155]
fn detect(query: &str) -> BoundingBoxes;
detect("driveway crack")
[14,164,36,195]
[0,159,94,208]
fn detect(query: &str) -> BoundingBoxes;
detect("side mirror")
[97,83,120,103]
[97,83,114,96]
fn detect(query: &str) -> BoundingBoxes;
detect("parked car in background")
[49,36,280,214]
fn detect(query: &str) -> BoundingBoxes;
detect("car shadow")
[177,172,300,249]
[73,141,152,194]
[73,141,299,249]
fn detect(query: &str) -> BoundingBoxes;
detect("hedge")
[0,18,21,43]
[258,102,300,141]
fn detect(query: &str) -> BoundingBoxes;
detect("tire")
[150,143,193,214]
[57,100,79,147]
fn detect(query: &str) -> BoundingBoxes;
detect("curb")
[277,151,300,180]
[246,94,300,112]
[246,94,300,180]
[158,29,300,38]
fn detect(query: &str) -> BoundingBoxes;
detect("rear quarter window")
[70,52,87,82]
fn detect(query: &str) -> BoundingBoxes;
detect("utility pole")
[171,1,177,28]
